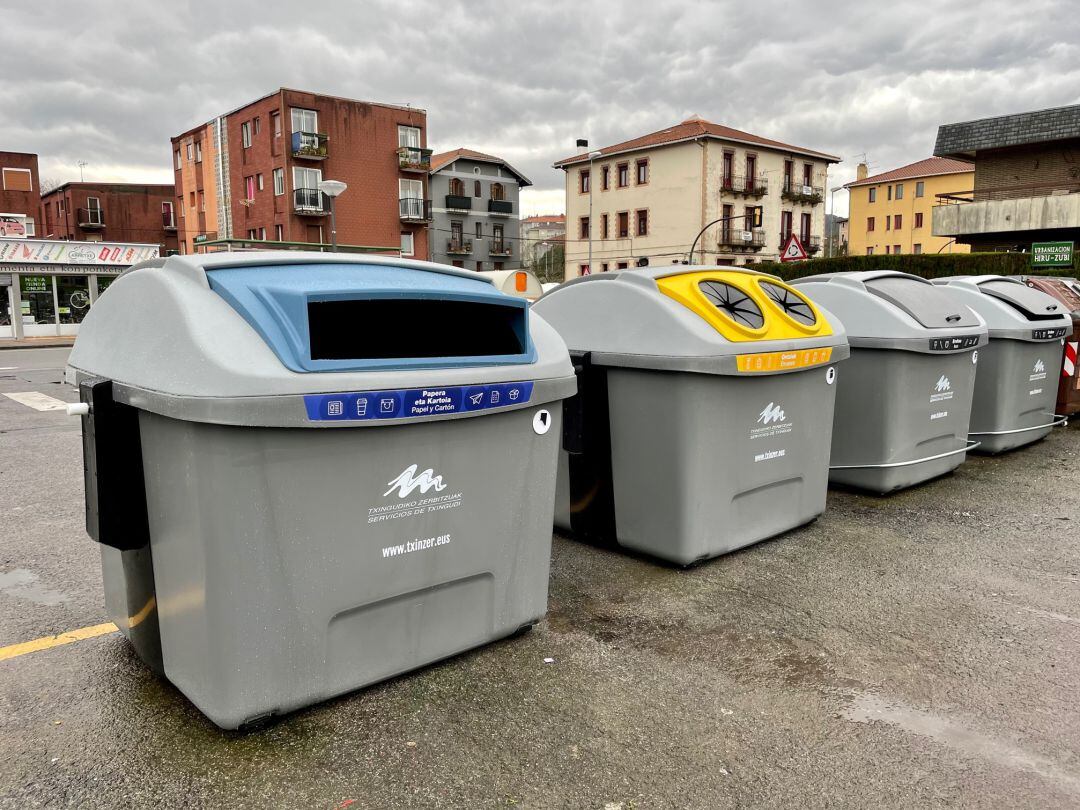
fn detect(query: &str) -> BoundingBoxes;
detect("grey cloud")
[2,0,1079,215]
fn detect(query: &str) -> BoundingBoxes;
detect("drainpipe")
[698,138,708,264]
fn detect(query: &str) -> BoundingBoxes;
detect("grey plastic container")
[532,266,850,566]
[793,271,988,493]
[66,252,575,729]
[932,275,1071,453]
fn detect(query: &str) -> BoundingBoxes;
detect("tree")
[39,177,64,195]
[531,242,565,283]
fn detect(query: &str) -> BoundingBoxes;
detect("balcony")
[781,180,824,205]
[162,212,177,231]
[78,208,105,229]
[446,238,472,255]
[717,228,766,250]
[291,131,328,160]
[488,199,513,216]
[445,194,472,211]
[805,235,822,254]
[735,175,768,197]
[933,188,1080,239]
[293,188,329,215]
[398,146,432,172]
[399,197,432,222]
[489,240,512,257]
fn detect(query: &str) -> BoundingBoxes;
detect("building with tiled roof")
[846,157,974,257]
[427,148,532,271]
[555,117,842,277]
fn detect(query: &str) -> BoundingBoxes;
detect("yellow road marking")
[0,622,118,662]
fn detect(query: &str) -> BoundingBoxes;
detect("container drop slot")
[308,298,526,360]
[980,280,1065,321]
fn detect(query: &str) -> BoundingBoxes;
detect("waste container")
[533,266,849,565]
[792,271,988,493]
[65,251,576,729]
[477,269,544,301]
[932,275,1071,453]
[1011,275,1080,417]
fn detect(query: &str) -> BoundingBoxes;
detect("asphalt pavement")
[2,346,1079,808]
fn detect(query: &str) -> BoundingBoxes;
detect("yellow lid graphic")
[657,270,832,342]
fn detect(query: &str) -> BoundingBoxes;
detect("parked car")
[0,216,26,237]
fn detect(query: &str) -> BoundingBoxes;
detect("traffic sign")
[780,234,808,263]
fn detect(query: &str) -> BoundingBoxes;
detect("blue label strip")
[304,382,535,422]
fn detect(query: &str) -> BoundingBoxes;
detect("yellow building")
[845,157,973,256]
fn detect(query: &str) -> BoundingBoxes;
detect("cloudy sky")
[2,0,1078,218]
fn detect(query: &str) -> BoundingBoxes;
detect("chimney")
[576,138,588,155]
[856,162,868,181]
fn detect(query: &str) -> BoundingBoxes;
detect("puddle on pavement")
[842,690,1080,794]
[0,568,68,606]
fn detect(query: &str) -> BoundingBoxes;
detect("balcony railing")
[781,179,824,204]
[445,194,472,211]
[399,197,432,222]
[489,240,512,257]
[78,207,105,228]
[293,188,329,215]
[398,146,433,172]
[805,235,822,254]
[488,199,513,216]
[162,212,177,230]
[717,228,766,249]
[446,238,472,254]
[291,131,328,159]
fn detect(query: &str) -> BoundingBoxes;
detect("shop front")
[0,238,158,341]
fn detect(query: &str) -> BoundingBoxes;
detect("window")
[579,169,590,194]
[800,212,811,243]
[449,177,465,197]
[162,201,175,228]
[885,245,890,255]
[397,125,421,149]
[887,185,892,201]
[56,200,62,215]
[886,215,891,231]
[257,174,264,191]
[867,216,875,232]
[601,165,610,191]
[914,212,923,228]
[271,112,281,137]
[617,261,628,270]
[895,183,904,200]
[474,179,482,197]
[248,229,257,240]
[399,177,423,201]
[915,181,924,198]
[783,160,793,190]
[894,214,902,229]
[292,108,318,135]
[293,167,322,209]
[579,216,590,239]
[722,152,734,189]
[254,117,261,135]
[198,191,205,211]
[178,198,184,218]
[258,227,267,240]
[894,244,901,254]
[189,191,195,207]
[866,247,874,255]
[400,232,415,257]
[617,162,629,188]
[23,218,34,236]
[913,243,923,254]
[617,211,629,238]
[601,263,609,272]
[174,150,182,170]
[868,188,876,203]
[803,163,813,187]
[241,122,252,148]
[186,143,193,161]
[273,168,285,196]
[494,262,503,271]
[275,224,284,241]
[636,209,648,237]
[491,182,505,201]
[636,159,648,185]
[195,142,202,163]
[86,195,101,212]
[476,261,483,272]
[780,210,793,239]
[745,155,757,189]
[244,176,256,200]
[475,221,482,239]
[601,213,609,239]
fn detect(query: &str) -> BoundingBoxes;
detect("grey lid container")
[533,266,849,565]
[931,275,1070,453]
[67,251,576,729]
[792,271,988,493]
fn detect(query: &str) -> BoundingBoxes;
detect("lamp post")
[318,179,348,251]
[828,185,843,257]
[586,149,601,274]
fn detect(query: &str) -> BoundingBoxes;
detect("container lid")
[978,278,1066,321]
[1012,275,1080,316]
[932,275,1073,341]
[532,266,848,375]
[792,271,987,353]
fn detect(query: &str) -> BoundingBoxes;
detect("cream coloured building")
[554,117,840,279]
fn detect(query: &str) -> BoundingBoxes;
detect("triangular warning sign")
[780,233,808,263]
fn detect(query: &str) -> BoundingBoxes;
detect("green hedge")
[754,252,1078,282]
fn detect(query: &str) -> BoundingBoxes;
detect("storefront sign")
[1032,241,1074,268]
[20,275,49,294]
[0,238,159,266]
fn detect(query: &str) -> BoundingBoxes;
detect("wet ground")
[2,347,1079,808]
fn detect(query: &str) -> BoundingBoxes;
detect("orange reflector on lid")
[515,272,527,292]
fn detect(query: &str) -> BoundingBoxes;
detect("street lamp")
[586,149,601,274]
[318,179,348,251]
[829,185,843,258]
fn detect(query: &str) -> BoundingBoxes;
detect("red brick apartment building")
[170,88,431,258]
[39,183,179,254]
[0,152,42,237]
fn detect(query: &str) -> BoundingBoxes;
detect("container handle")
[830,440,980,470]
[968,415,1068,437]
